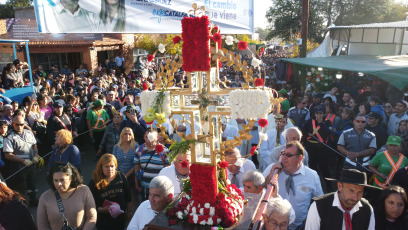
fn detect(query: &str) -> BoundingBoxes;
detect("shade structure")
[282,55,408,90]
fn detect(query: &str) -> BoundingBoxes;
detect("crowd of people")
[0,50,407,230]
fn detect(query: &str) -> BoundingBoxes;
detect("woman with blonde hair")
[48,129,81,171]
[88,153,132,230]
[112,127,138,178]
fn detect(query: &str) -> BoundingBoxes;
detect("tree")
[255,27,269,41]
[265,0,325,43]
[0,0,32,18]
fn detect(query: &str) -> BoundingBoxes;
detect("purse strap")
[54,190,65,213]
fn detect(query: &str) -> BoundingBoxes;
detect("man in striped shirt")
[134,130,169,201]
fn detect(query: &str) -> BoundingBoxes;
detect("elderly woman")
[37,162,96,230]
[369,136,408,189]
[89,154,132,230]
[263,197,296,230]
[98,112,123,155]
[374,186,408,230]
[48,129,81,171]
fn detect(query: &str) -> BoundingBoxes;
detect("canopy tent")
[282,55,408,91]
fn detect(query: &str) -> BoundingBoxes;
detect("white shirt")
[227,160,256,188]
[258,129,277,171]
[43,0,96,33]
[159,165,184,197]
[127,200,157,230]
[305,191,375,230]
[263,164,323,230]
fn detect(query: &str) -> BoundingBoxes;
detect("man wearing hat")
[278,88,290,113]
[303,105,332,189]
[46,102,77,144]
[369,135,408,188]
[288,97,309,128]
[86,99,110,155]
[305,169,376,230]
[366,111,387,150]
[305,92,324,120]
[119,105,147,145]
[107,91,122,111]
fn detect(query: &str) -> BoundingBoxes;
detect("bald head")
[13,115,25,133]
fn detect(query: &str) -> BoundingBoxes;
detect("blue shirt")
[48,145,81,171]
[112,144,138,174]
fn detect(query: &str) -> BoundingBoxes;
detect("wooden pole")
[300,0,309,58]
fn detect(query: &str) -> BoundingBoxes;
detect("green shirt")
[281,99,290,112]
[370,151,408,187]
[86,109,109,132]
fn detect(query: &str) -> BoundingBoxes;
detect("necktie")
[283,169,300,195]
[339,192,353,230]
[231,173,239,187]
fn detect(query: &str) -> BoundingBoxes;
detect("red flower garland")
[155,144,164,153]
[189,164,217,204]
[142,82,148,91]
[212,33,222,43]
[258,118,268,128]
[147,55,154,62]
[181,160,188,168]
[250,146,257,156]
[168,219,177,226]
[254,78,264,87]
[181,16,211,72]
[238,41,248,50]
[218,161,229,168]
[173,36,182,44]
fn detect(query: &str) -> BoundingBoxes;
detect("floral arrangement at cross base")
[140,89,171,125]
[166,162,244,228]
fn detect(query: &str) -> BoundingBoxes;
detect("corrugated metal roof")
[329,21,408,29]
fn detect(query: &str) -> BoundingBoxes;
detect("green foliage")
[182,178,192,193]
[135,34,182,55]
[168,139,197,163]
[255,27,269,41]
[0,0,32,18]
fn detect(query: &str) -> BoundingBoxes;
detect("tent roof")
[282,55,408,90]
[329,21,408,29]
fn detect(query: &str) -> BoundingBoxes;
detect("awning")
[282,55,408,91]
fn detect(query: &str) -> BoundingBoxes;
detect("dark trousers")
[6,163,36,195]
[93,130,105,154]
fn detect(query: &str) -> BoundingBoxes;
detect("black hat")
[326,169,380,189]
[53,102,63,108]
[367,111,381,120]
[312,92,324,98]
[314,105,325,114]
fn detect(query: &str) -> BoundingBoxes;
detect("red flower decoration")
[181,160,188,168]
[238,41,248,50]
[173,36,182,44]
[168,219,177,225]
[254,78,264,87]
[250,146,257,156]
[218,161,229,168]
[258,118,268,128]
[211,26,219,34]
[147,55,154,62]
[218,60,222,68]
[212,33,222,43]
[167,208,176,217]
[142,82,148,91]
[155,144,164,153]
[146,121,154,125]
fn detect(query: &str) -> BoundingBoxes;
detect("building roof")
[329,21,408,29]
[282,55,408,91]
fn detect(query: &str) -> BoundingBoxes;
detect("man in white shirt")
[222,123,239,141]
[159,152,191,197]
[305,169,376,230]
[241,170,265,194]
[225,148,256,189]
[127,176,174,230]
[263,141,323,230]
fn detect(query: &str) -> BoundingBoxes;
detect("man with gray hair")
[128,176,174,230]
[263,197,296,230]
[225,147,256,188]
[241,170,265,194]
[269,127,309,166]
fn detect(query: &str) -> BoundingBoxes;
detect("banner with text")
[33,0,254,34]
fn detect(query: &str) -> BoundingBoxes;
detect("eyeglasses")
[354,120,366,124]
[384,106,392,109]
[280,150,301,158]
[265,216,289,230]
[13,123,24,127]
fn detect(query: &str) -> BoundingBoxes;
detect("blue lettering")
[207,0,237,10]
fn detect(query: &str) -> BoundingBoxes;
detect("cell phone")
[130,109,135,116]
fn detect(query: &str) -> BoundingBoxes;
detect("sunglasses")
[355,120,366,124]
[280,150,301,158]
[13,123,25,126]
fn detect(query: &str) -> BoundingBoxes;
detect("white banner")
[33,0,254,34]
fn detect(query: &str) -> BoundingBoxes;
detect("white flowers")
[177,211,183,219]
[204,203,210,208]
[147,132,157,142]
[251,58,261,68]
[140,90,171,116]
[259,132,268,141]
[229,89,272,119]
[234,158,243,167]
[225,36,234,45]
[158,43,166,53]
[142,69,148,78]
